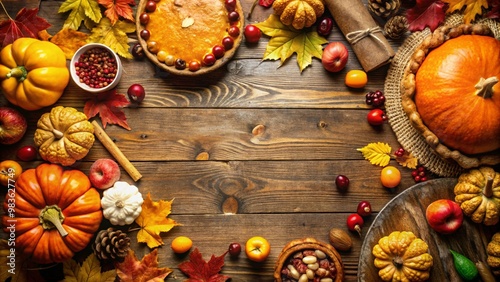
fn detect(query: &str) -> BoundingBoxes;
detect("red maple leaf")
[84,89,132,130]
[115,249,172,282]
[259,0,275,8]
[98,0,136,25]
[486,0,500,18]
[179,248,230,282]
[0,8,51,48]
[406,0,448,32]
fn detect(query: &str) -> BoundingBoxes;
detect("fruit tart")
[136,0,244,76]
[401,23,500,169]
[274,237,344,282]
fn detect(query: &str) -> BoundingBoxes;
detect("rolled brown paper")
[324,0,395,72]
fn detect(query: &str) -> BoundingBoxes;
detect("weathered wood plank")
[0,108,402,162]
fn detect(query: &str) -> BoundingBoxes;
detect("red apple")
[322,42,349,73]
[0,107,27,145]
[89,158,121,189]
[426,199,463,234]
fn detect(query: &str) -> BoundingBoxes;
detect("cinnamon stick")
[92,121,142,182]
[324,0,395,72]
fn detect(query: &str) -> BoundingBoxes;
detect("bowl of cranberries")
[70,43,123,93]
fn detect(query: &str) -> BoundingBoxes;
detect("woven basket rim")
[384,14,500,177]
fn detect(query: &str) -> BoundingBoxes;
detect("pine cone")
[368,0,401,18]
[92,227,131,261]
[384,15,408,39]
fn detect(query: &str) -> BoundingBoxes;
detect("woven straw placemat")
[384,14,500,177]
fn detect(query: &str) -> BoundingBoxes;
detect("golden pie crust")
[401,23,500,169]
[136,0,244,76]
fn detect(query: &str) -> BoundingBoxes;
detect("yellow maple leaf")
[87,18,135,59]
[63,253,116,282]
[51,28,89,59]
[0,239,44,282]
[58,0,102,30]
[254,14,328,72]
[357,142,392,167]
[135,193,181,249]
[443,0,489,23]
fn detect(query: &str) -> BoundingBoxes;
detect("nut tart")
[401,23,500,169]
[136,0,244,76]
[274,237,344,282]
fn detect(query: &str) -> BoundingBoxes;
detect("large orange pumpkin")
[415,34,500,155]
[2,163,102,263]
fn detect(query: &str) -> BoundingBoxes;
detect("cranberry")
[145,0,157,12]
[222,36,234,50]
[225,0,237,12]
[228,25,240,37]
[17,145,37,162]
[244,24,261,43]
[140,29,151,40]
[203,53,216,66]
[357,201,372,217]
[212,45,225,59]
[317,16,333,37]
[228,242,241,257]
[228,11,240,22]
[394,147,405,157]
[365,90,386,108]
[139,13,150,25]
[127,84,146,103]
[188,60,201,72]
[335,175,350,192]
[75,47,118,89]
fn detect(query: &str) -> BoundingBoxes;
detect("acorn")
[328,228,353,251]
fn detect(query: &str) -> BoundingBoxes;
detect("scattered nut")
[328,228,353,251]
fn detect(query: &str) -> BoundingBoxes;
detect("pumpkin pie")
[136,0,244,75]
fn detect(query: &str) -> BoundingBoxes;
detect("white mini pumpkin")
[101,181,144,225]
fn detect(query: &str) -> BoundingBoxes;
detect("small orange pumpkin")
[415,34,500,155]
[2,163,102,263]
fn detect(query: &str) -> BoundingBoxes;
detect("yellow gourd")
[34,106,94,166]
[372,231,433,282]
[454,166,500,226]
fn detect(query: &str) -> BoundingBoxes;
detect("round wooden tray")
[357,178,499,281]
[135,0,244,76]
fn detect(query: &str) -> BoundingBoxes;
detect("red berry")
[188,60,201,72]
[244,25,262,44]
[222,36,234,50]
[225,0,237,11]
[335,175,350,191]
[346,213,364,236]
[139,13,150,25]
[365,90,386,108]
[140,29,151,40]
[228,11,240,22]
[145,0,156,12]
[203,53,216,66]
[17,145,37,161]
[212,45,225,59]
[127,84,146,103]
[367,108,387,126]
[228,25,240,37]
[317,17,333,37]
[357,201,372,217]
[228,242,241,257]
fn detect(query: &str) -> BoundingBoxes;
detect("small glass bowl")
[70,43,123,93]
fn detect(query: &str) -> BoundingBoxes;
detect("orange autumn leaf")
[50,27,89,59]
[98,0,136,25]
[135,193,181,249]
[115,249,172,282]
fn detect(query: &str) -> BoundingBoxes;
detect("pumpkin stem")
[115,201,125,208]
[393,256,404,269]
[6,66,28,82]
[52,129,64,139]
[483,177,494,198]
[475,76,498,99]
[39,205,68,237]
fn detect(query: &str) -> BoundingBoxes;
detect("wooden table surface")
[1,0,434,281]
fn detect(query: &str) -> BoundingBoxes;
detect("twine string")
[346,26,384,45]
